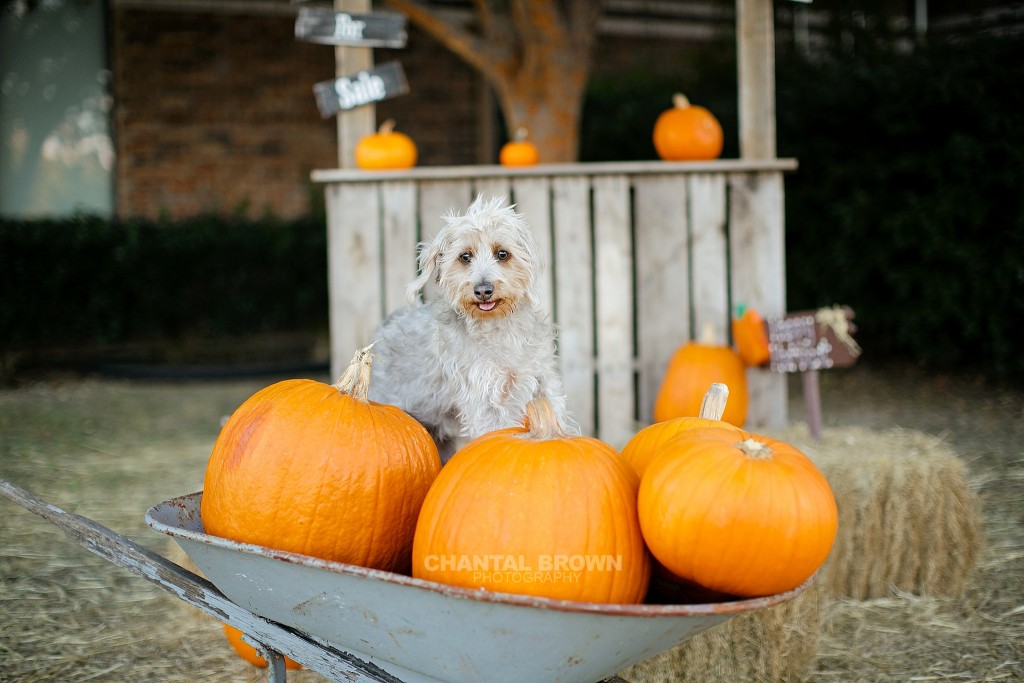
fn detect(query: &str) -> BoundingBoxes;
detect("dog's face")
[406,196,541,320]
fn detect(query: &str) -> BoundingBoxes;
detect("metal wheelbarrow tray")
[2,479,811,683]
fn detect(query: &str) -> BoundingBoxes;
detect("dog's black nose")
[474,282,494,301]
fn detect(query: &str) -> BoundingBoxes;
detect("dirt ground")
[0,362,1021,682]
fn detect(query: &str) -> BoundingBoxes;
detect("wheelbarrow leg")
[241,632,289,682]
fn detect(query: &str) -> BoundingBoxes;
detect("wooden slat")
[472,177,514,206]
[592,175,635,447]
[510,176,555,320]
[688,173,730,344]
[327,183,382,379]
[551,175,596,436]
[416,180,473,303]
[634,175,690,424]
[729,171,788,428]
[380,181,418,314]
[311,158,799,184]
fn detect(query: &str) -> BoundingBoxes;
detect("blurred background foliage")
[3,18,1021,382]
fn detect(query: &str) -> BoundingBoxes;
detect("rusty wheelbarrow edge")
[0,477,413,683]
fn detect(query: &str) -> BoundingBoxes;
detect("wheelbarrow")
[1,478,811,683]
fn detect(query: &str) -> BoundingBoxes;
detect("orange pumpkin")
[653,324,749,427]
[412,399,650,604]
[732,305,771,367]
[499,127,540,166]
[201,345,441,574]
[221,624,302,670]
[355,119,418,169]
[638,427,838,597]
[622,383,742,478]
[652,93,724,161]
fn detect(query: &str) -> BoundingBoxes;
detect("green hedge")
[777,35,1024,379]
[0,215,328,353]
[581,33,1024,381]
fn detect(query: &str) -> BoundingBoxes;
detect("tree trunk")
[383,0,603,163]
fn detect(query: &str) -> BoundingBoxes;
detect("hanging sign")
[767,305,860,373]
[295,8,408,48]
[313,60,409,118]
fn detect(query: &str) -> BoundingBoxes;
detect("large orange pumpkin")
[653,324,749,427]
[499,127,540,166]
[355,119,418,170]
[653,93,724,161]
[201,345,441,574]
[412,399,650,604]
[621,382,741,478]
[638,427,838,597]
[221,624,302,670]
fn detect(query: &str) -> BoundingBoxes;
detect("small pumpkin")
[652,93,724,161]
[412,398,650,604]
[653,323,749,427]
[622,382,742,479]
[638,427,838,597]
[499,127,540,167]
[732,305,771,367]
[201,345,441,574]
[355,119,417,170]
[221,624,302,670]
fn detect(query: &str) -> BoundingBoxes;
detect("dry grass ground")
[1,363,1021,682]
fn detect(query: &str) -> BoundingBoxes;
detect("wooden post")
[736,0,777,159]
[334,0,375,168]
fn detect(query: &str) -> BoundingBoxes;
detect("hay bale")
[780,425,983,600]
[622,579,822,683]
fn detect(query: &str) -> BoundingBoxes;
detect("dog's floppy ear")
[405,229,446,303]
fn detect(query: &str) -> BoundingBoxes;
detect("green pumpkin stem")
[333,344,375,402]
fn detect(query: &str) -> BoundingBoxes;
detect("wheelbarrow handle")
[0,478,402,683]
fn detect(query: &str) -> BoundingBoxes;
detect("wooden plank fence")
[313,160,796,446]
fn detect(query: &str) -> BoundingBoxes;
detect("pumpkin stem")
[698,383,729,421]
[378,118,396,135]
[523,398,570,440]
[697,321,718,345]
[736,438,773,460]
[333,344,375,402]
[514,126,529,141]
[672,93,691,110]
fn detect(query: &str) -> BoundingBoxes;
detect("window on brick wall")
[1,0,113,218]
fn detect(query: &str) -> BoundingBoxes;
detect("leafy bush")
[0,215,328,355]
[777,35,1024,379]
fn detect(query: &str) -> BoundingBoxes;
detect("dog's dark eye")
[459,252,472,263]
[495,249,509,261]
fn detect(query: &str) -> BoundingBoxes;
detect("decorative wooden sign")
[313,60,409,118]
[767,305,860,374]
[295,8,408,48]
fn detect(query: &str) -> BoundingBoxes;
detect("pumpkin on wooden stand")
[622,382,741,479]
[653,93,724,161]
[499,127,540,167]
[654,323,749,427]
[412,398,651,604]
[638,427,838,598]
[355,119,418,169]
[201,345,441,574]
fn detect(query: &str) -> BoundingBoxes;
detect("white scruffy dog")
[368,195,577,461]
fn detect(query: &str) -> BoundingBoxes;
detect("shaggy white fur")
[368,195,576,461]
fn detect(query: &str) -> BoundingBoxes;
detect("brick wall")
[110,8,485,220]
